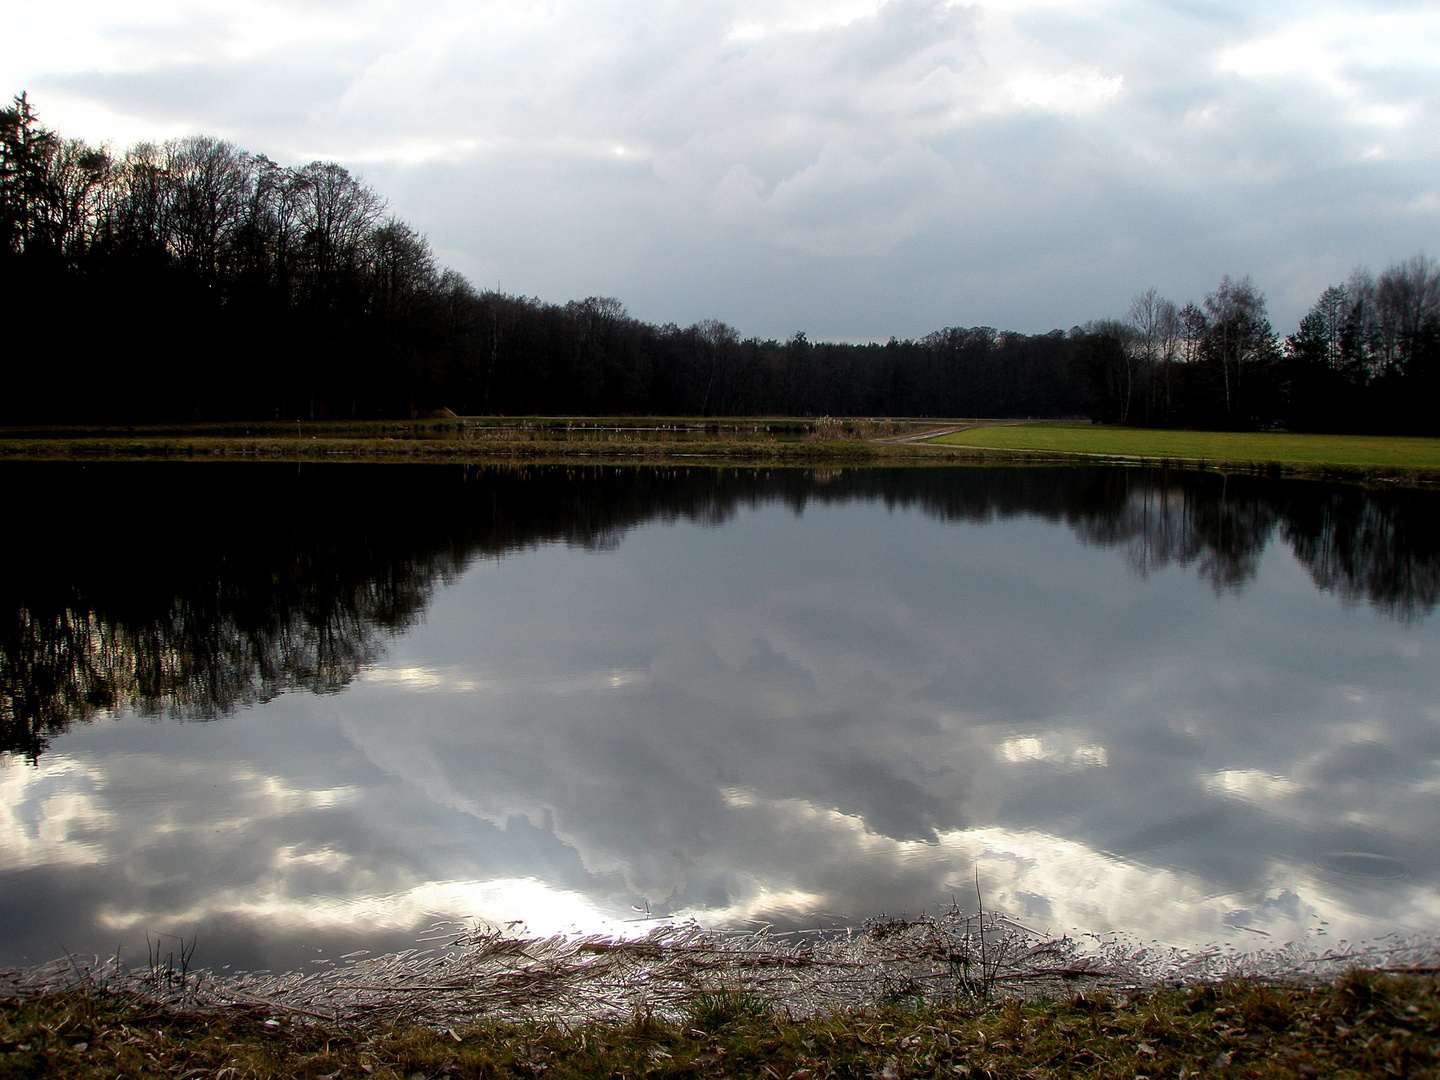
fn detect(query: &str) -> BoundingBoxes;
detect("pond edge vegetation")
[3,966,1436,1079]
[3,418,1439,487]
[5,911,1440,1077]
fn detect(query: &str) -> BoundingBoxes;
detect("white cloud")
[98,875,633,940]
[725,0,889,41]
[359,664,488,693]
[1001,67,1122,112]
[997,735,1109,768]
[1219,11,1440,87]
[1204,768,1301,802]
[5,1,369,75]
[0,758,108,867]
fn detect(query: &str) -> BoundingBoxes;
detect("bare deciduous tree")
[1125,287,1180,424]
[1203,275,1275,422]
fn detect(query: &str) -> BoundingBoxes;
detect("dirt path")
[873,420,1028,445]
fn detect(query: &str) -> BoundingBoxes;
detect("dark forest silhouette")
[3,94,1438,431]
[3,462,1437,760]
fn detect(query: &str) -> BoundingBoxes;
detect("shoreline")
[8,915,1438,1027]
[2,419,1438,486]
[4,919,1437,1078]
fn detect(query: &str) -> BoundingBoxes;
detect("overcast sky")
[5,0,1438,339]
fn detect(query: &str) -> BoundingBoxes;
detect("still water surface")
[2,462,1438,971]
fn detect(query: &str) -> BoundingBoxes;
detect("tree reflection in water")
[3,463,1436,759]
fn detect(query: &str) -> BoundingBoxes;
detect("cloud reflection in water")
[1,464,1437,970]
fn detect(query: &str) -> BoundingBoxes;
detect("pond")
[1,462,1437,973]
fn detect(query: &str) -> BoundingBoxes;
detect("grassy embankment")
[930,423,1440,483]
[3,972,1436,1079]
[4,418,1440,483]
[0,417,935,465]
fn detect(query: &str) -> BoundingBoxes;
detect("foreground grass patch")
[932,424,1440,473]
[3,971,1436,1079]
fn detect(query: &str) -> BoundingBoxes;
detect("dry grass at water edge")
[5,416,1440,482]
[2,970,1438,1079]
[5,914,1440,1077]
[0,417,927,460]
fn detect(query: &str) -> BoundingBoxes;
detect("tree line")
[3,93,1437,432]
[1081,264,1440,433]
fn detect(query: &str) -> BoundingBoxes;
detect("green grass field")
[931,423,1440,472]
